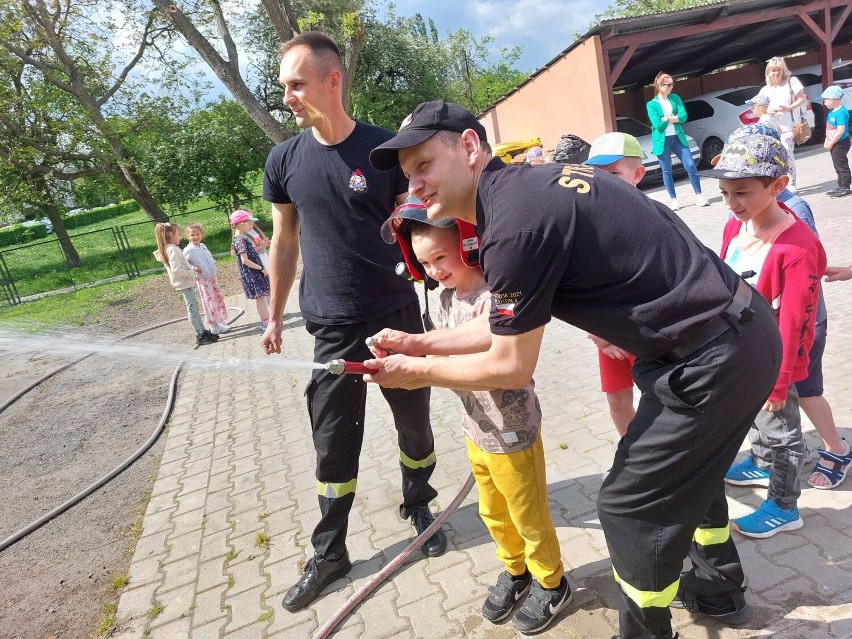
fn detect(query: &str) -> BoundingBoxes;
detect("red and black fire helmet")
[380,195,480,282]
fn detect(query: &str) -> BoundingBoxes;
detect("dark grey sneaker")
[482,570,532,622]
[512,575,572,634]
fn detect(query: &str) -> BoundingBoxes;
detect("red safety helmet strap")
[381,197,480,282]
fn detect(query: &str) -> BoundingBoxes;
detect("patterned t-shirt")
[438,284,540,453]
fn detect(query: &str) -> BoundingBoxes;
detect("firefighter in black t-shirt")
[364,101,783,639]
[259,33,446,614]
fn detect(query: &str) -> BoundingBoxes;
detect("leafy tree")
[595,0,714,20]
[0,0,174,223]
[132,98,271,211]
[71,175,131,211]
[0,50,116,265]
[149,0,366,143]
[147,0,292,144]
[349,8,451,130]
[444,29,528,115]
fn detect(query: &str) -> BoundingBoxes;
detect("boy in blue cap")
[582,132,645,438]
[821,85,850,197]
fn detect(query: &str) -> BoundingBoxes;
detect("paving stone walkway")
[114,147,852,639]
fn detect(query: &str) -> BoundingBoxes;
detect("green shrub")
[63,200,141,230]
[0,223,50,248]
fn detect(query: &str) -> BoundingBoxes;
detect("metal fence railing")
[0,196,269,306]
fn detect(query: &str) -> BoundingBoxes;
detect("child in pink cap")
[230,209,270,328]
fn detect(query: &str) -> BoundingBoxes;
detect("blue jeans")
[657,135,701,199]
[179,287,206,338]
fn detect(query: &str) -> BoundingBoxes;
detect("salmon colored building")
[477,0,852,155]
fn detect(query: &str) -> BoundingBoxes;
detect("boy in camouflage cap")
[704,132,826,538]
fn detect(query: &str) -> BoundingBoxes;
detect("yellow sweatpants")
[466,436,564,588]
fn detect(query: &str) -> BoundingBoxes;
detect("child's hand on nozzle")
[365,329,417,357]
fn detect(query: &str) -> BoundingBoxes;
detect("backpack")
[551,134,591,164]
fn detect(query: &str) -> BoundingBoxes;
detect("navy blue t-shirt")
[476,159,741,361]
[262,122,415,324]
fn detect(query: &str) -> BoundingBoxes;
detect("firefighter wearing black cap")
[362,100,783,639]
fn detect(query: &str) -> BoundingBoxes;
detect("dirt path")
[0,269,246,639]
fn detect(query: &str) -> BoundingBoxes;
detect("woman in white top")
[758,56,807,191]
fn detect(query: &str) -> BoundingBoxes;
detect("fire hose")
[0,309,244,552]
[2,315,472,639]
[314,473,476,639]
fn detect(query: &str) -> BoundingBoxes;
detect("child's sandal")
[807,440,852,490]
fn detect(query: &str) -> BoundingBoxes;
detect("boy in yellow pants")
[380,198,570,634]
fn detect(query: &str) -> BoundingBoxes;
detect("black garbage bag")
[551,134,590,164]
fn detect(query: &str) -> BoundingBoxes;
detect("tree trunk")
[110,168,168,224]
[152,0,291,145]
[341,22,364,114]
[45,203,80,267]
[69,88,169,223]
[32,175,81,267]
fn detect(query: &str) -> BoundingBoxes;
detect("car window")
[716,88,761,105]
[616,118,652,137]
[796,73,821,87]
[683,100,714,120]
[835,65,852,82]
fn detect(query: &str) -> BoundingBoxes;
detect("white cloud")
[469,0,603,69]
[390,0,612,72]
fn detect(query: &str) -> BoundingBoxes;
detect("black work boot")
[281,552,352,612]
[671,587,752,625]
[409,505,447,557]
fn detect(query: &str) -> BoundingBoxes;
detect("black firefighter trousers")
[305,301,438,561]
[598,290,781,639]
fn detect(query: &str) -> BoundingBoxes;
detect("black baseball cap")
[370,100,488,171]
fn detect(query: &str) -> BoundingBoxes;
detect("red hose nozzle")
[326,359,372,375]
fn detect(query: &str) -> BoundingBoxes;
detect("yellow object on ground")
[493,138,543,164]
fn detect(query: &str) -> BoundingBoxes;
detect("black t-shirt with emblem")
[476,158,740,361]
[262,121,414,324]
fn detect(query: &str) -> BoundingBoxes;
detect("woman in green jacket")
[646,72,707,210]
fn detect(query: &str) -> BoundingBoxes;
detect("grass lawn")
[0,276,158,329]
[0,190,270,303]
[0,253,240,330]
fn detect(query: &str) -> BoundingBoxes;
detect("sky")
[190,0,619,102]
[387,0,618,73]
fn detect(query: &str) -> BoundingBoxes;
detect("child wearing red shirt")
[707,130,826,538]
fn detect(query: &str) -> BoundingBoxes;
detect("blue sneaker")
[732,499,803,538]
[724,457,770,487]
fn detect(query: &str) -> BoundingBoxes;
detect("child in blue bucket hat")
[821,85,850,197]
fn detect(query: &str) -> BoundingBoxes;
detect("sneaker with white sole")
[695,194,710,207]
[512,575,572,634]
[732,499,802,538]
[482,570,532,622]
[724,457,770,487]
[668,198,680,211]
[214,323,231,333]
